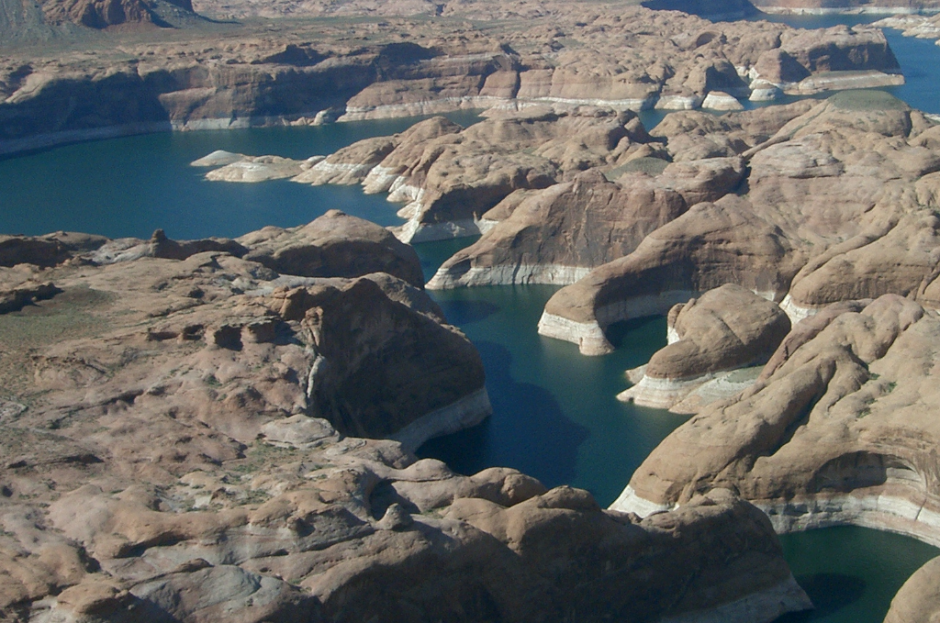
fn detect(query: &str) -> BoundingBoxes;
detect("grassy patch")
[828,90,908,112]
[605,157,669,180]
[230,441,303,475]
[0,286,113,350]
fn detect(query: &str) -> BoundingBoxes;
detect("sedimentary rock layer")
[539,91,940,353]
[618,284,791,410]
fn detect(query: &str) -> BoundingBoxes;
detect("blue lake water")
[3,13,940,621]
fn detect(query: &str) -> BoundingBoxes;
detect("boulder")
[240,210,425,287]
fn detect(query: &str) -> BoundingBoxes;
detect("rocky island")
[6,0,940,619]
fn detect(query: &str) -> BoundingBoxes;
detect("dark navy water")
[3,14,940,620]
[414,238,688,503]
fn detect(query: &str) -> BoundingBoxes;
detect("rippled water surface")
[3,16,940,620]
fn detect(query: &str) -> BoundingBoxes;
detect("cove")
[4,14,940,621]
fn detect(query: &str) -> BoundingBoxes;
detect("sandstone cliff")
[538,90,940,354]
[618,284,791,411]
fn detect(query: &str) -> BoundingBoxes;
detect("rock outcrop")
[0,220,811,621]
[42,0,194,30]
[0,0,197,44]
[876,14,940,47]
[618,284,791,411]
[425,156,751,287]
[300,108,653,242]
[426,168,687,287]
[239,209,425,287]
[885,555,940,623]
[538,91,940,354]
[613,295,940,552]
[0,2,904,155]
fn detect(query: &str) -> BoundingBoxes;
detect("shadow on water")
[776,574,867,622]
[414,236,481,282]
[605,315,667,355]
[417,339,590,488]
[436,299,501,326]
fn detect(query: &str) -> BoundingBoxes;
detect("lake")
[2,12,940,621]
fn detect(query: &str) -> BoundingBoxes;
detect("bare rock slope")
[0,214,810,622]
[614,294,940,550]
[618,284,791,411]
[538,90,940,354]
[885,555,940,623]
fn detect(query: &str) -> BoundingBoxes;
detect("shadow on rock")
[417,340,589,489]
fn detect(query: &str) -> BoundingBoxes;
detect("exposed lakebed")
[3,13,940,622]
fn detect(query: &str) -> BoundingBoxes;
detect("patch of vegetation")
[605,157,670,180]
[242,489,271,505]
[828,90,908,112]
[229,441,302,475]
[0,286,114,348]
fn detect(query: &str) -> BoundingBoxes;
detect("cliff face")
[42,0,194,29]
[536,91,940,354]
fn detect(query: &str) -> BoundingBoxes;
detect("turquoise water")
[0,112,480,239]
[777,527,939,623]
[3,17,940,620]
